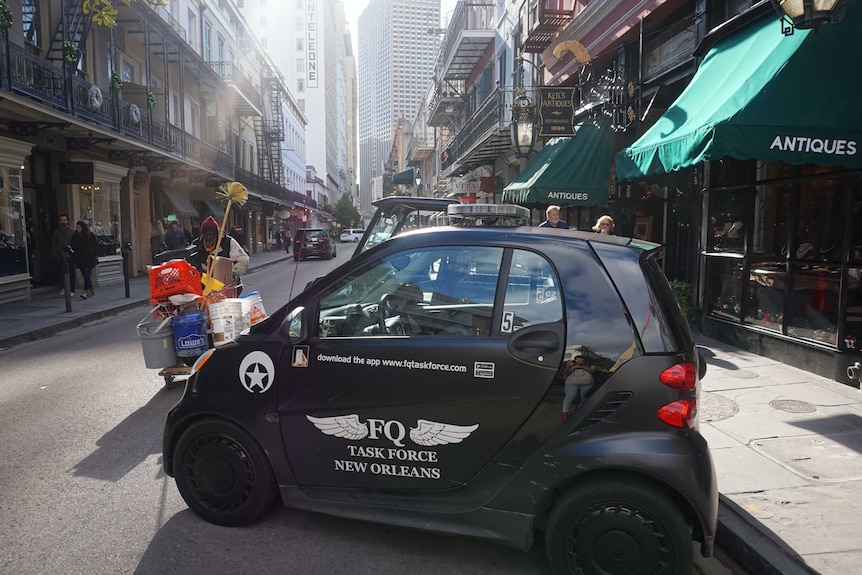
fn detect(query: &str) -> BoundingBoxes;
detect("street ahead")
[0,254,747,575]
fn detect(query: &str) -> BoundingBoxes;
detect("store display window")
[78,182,120,257]
[0,168,27,277]
[704,164,862,349]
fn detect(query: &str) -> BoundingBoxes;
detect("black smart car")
[164,226,717,575]
[293,228,336,261]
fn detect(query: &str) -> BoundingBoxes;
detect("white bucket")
[224,298,247,335]
[208,301,234,346]
[241,291,268,326]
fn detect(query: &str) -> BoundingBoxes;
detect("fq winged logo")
[306,414,479,447]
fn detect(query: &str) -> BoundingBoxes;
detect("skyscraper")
[358,0,440,215]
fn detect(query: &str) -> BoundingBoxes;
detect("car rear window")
[592,243,684,353]
[304,230,326,240]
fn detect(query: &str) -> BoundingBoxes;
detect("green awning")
[616,4,862,180]
[391,168,415,185]
[503,122,613,207]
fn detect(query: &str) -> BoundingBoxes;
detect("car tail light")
[657,397,697,428]
[659,362,697,391]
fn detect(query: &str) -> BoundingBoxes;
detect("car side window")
[501,250,563,332]
[318,246,504,338]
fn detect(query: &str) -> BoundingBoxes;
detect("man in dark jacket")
[164,220,187,250]
[51,214,75,295]
[188,216,249,294]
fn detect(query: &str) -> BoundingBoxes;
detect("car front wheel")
[545,479,692,575]
[173,419,278,526]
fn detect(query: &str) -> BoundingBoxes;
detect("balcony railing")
[234,166,318,209]
[439,2,495,81]
[428,80,465,127]
[441,86,515,172]
[407,131,436,162]
[1,35,234,181]
[521,0,575,53]
[207,60,263,113]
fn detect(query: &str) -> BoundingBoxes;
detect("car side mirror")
[278,306,305,345]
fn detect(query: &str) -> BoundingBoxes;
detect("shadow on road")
[134,506,551,575]
[71,386,183,481]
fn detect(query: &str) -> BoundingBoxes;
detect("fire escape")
[253,63,285,186]
[45,0,94,67]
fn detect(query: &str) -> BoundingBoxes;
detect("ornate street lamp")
[510,88,536,158]
[770,0,846,35]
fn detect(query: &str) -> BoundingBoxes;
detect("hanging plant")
[62,40,78,65]
[146,90,156,109]
[110,70,122,92]
[0,0,13,31]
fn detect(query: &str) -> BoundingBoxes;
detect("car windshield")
[361,206,448,253]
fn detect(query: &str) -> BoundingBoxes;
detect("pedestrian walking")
[51,214,75,295]
[70,221,99,299]
[164,220,187,250]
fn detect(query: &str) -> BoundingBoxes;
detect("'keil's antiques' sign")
[538,87,577,137]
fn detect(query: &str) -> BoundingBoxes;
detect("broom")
[203,181,249,293]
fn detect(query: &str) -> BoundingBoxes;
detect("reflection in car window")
[557,243,639,373]
[503,250,563,331]
[318,246,504,337]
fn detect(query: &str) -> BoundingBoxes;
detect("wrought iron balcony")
[439,2,495,81]
[233,166,318,209]
[521,0,575,54]
[428,80,465,127]
[440,86,516,176]
[207,61,263,116]
[407,131,436,162]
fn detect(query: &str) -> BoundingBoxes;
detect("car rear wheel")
[545,480,692,575]
[173,419,278,526]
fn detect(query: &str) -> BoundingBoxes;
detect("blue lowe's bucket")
[173,310,209,357]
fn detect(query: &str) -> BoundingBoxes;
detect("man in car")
[188,216,249,293]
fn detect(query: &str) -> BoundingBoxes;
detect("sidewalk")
[0,250,291,351]
[1,258,860,574]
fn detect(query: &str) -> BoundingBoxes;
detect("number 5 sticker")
[501,311,515,333]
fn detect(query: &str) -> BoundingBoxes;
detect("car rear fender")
[493,431,717,555]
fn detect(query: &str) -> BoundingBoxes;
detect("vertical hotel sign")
[306,0,318,88]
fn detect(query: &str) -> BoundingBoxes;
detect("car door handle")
[512,331,560,350]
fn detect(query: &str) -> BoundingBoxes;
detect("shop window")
[795,179,844,264]
[845,268,862,351]
[706,257,743,320]
[751,184,788,257]
[0,168,27,277]
[708,188,750,254]
[746,260,785,332]
[786,264,840,346]
[78,182,120,257]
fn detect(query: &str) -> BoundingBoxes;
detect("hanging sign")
[538,87,578,137]
[59,162,94,184]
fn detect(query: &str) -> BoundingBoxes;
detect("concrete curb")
[717,496,820,575]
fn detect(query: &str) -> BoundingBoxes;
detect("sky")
[344,0,459,58]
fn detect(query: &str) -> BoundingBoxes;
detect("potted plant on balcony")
[62,41,78,65]
[110,70,122,92]
[0,0,13,30]
[146,90,156,110]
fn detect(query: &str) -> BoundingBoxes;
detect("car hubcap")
[185,435,253,512]
[567,503,669,575]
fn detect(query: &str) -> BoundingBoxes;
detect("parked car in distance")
[340,228,364,243]
[293,228,336,261]
[164,224,717,575]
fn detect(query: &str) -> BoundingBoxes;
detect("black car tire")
[173,419,278,527]
[545,479,692,575]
